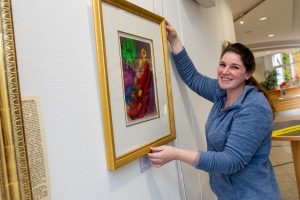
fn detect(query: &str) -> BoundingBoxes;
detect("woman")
[148,22,281,200]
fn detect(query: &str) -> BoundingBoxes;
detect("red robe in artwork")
[127,61,152,120]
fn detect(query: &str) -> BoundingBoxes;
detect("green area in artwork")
[121,38,136,64]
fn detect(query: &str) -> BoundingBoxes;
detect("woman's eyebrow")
[231,63,243,67]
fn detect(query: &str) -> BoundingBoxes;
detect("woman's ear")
[246,72,253,80]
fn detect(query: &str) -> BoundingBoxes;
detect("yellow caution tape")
[272,125,300,137]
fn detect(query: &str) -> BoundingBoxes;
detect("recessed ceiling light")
[268,34,275,37]
[259,17,267,21]
[239,20,244,25]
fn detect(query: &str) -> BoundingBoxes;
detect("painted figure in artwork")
[128,48,153,119]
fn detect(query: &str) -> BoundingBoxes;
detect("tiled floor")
[270,109,300,200]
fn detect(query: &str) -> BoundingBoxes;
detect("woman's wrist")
[169,38,183,54]
[193,152,201,167]
[175,148,199,166]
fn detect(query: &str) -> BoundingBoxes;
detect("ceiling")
[228,0,300,57]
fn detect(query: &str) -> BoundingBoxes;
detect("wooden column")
[291,141,300,198]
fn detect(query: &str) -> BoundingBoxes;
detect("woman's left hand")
[147,145,179,167]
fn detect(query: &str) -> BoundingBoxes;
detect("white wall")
[171,1,235,199]
[12,0,235,199]
[254,57,266,82]
[264,55,274,72]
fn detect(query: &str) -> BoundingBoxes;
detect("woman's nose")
[222,65,230,74]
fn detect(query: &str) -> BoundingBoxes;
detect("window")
[272,50,300,85]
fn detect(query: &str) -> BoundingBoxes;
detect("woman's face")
[218,52,252,93]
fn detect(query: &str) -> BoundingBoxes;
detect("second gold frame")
[0,0,32,199]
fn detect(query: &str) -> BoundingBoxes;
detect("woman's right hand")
[147,145,179,167]
[165,21,183,54]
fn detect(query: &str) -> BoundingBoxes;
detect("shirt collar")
[221,85,256,110]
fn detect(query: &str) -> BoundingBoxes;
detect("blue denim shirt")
[173,49,281,200]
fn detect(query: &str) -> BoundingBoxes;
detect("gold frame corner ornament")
[223,40,231,49]
[0,0,33,199]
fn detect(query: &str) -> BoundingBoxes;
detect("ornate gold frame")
[92,0,176,170]
[0,0,32,199]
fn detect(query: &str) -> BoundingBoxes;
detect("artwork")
[92,0,176,170]
[119,33,159,126]
[0,0,32,199]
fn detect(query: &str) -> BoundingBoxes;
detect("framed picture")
[0,0,32,199]
[92,0,176,170]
